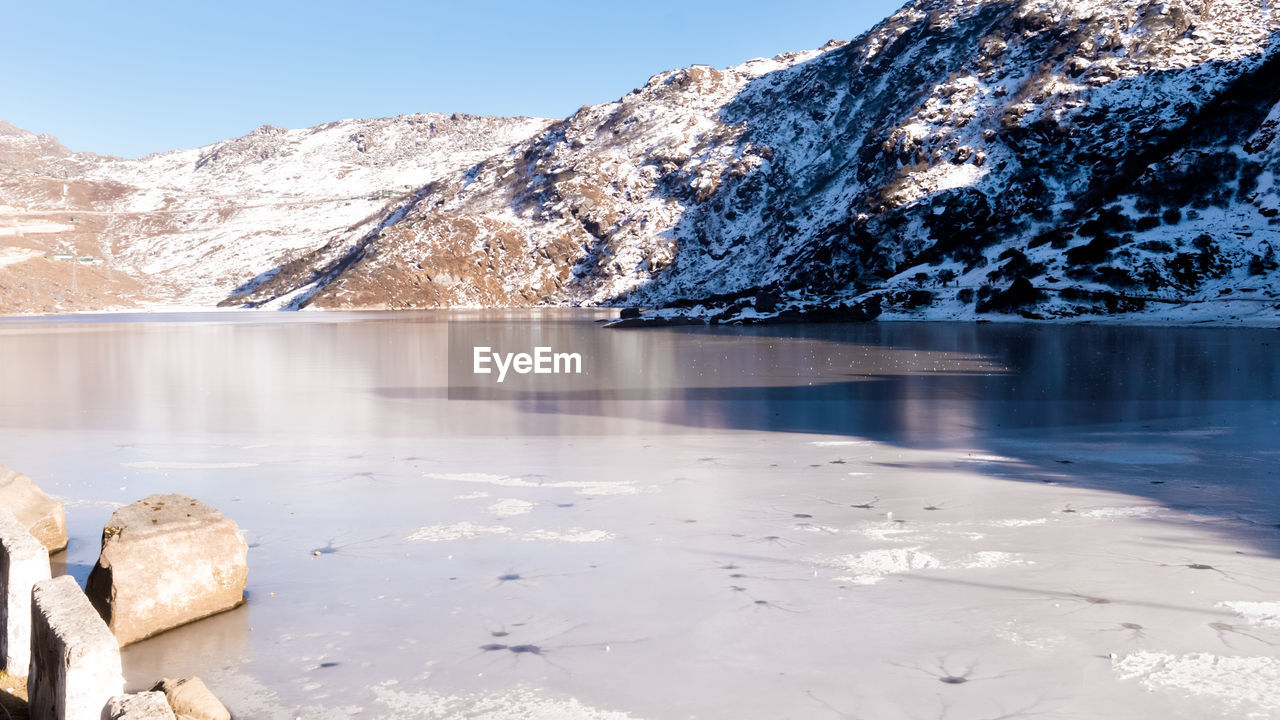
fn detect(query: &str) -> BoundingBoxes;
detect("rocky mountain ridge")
[4,0,1280,323]
[0,114,553,311]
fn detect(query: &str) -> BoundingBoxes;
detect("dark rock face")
[627,0,1280,320]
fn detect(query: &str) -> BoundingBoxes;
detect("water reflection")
[121,603,251,690]
[0,313,1275,446]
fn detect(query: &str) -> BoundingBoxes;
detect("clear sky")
[0,0,906,158]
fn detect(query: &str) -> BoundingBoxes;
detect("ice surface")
[0,312,1276,719]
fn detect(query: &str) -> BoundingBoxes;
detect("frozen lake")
[0,312,1278,719]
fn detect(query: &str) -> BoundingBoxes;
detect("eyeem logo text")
[473,346,583,383]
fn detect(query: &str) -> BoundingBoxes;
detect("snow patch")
[856,521,919,542]
[961,551,1032,569]
[487,498,535,517]
[406,522,513,542]
[958,454,1019,463]
[997,625,1065,651]
[1081,506,1163,519]
[822,548,942,585]
[988,518,1048,527]
[371,683,642,719]
[425,472,641,496]
[1112,652,1280,713]
[406,522,615,544]
[522,528,616,543]
[121,461,258,470]
[0,246,42,267]
[1218,601,1280,630]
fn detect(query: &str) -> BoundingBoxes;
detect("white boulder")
[103,691,178,720]
[151,677,230,720]
[85,495,248,646]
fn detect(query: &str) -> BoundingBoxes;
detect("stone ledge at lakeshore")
[29,575,123,720]
[0,508,52,678]
[0,467,68,554]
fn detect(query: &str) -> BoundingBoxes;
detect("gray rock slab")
[0,508,52,677]
[85,495,248,646]
[102,691,177,720]
[29,575,124,720]
[151,677,229,720]
[0,466,68,553]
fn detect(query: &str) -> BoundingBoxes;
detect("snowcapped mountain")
[0,114,553,311]
[223,45,840,311]
[5,0,1280,323]
[233,0,1280,323]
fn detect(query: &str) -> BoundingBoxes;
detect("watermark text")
[472,346,583,383]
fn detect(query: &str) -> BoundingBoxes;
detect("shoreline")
[1,302,1277,329]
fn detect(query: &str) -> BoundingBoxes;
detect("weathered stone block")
[29,575,124,720]
[102,691,177,720]
[85,495,248,646]
[0,508,52,677]
[0,466,68,553]
[151,677,229,720]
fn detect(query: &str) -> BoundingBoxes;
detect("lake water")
[0,311,1277,719]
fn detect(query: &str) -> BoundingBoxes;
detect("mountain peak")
[0,119,73,173]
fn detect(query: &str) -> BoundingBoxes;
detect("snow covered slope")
[0,114,553,310]
[0,120,75,172]
[5,0,1280,322]
[227,46,840,310]
[237,0,1280,323]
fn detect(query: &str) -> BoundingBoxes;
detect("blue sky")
[1,1,905,158]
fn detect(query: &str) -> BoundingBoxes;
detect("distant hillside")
[5,0,1280,323]
[0,114,552,312]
